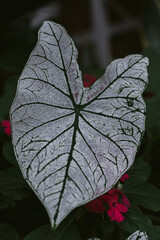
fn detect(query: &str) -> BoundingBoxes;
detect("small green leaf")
[0,167,31,200]
[0,224,19,240]
[119,205,155,239]
[123,183,160,212]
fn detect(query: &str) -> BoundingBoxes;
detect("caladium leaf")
[88,239,101,240]
[10,21,149,228]
[126,230,148,240]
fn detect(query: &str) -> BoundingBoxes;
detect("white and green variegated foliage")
[127,231,148,240]
[88,238,101,240]
[10,21,149,228]
[87,231,148,240]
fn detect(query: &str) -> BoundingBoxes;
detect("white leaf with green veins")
[127,230,148,240]
[10,21,149,228]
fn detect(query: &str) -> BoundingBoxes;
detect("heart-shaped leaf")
[10,21,149,228]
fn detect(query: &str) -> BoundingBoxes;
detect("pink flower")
[104,188,129,222]
[86,174,130,222]
[106,188,131,208]
[83,73,97,87]
[120,173,130,182]
[107,201,128,222]
[1,120,11,136]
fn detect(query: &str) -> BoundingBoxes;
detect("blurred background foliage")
[0,0,160,239]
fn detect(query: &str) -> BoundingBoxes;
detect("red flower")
[105,188,129,222]
[83,73,97,87]
[86,174,130,222]
[1,120,11,136]
[120,173,129,182]
[107,201,128,222]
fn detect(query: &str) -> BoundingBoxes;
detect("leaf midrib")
[53,110,79,225]
[48,22,76,108]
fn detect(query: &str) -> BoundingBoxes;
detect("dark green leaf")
[144,0,160,50]
[56,221,81,240]
[98,217,115,234]
[118,205,155,239]
[143,6,160,127]
[3,141,17,166]
[127,158,151,182]
[0,194,15,209]
[144,48,160,93]
[123,183,160,212]
[145,95,160,128]
[0,76,18,120]
[0,167,31,200]
[0,224,19,240]
[154,225,160,240]
[24,221,81,240]
[24,225,56,240]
